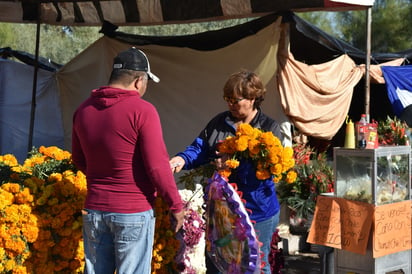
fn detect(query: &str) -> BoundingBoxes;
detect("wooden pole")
[365,7,372,122]
[27,4,41,155]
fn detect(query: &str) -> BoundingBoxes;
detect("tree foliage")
[299,0,412,53]
[0,23,102,64]
[0,18,251,64]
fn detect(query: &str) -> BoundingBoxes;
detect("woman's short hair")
[223,70,266,108]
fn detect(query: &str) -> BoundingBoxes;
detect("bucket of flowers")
[276,143,334,234]
[377,115,410,146]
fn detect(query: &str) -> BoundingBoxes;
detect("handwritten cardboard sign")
[308,196,374,254]
[307,196,342,249]
[372,200,412,258]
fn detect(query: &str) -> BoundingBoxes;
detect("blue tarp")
[381,65,412,117]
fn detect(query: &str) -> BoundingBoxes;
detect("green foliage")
[0,18,252,65]
[340,1,411,52]
[177,164,216,191]
[27,147,77,180]
[276,144,334,219]
[298,0,412,53]
[119,18,253,36]
[0,163,13,184]
[377,116,409,145]
[0,23,102,64]
[297,11,337,35]
[0,22,14,47]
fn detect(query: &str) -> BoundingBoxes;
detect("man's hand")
[171,210,185,233]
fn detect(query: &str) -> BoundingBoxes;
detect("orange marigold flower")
[248,139,261,156]
[218,136,236,154]
[237,123,254,136]
[1,183,21,194]
[256,169,271,180]
[14,187,34,204]
[218,169,232,179]
[267,152,280,165]
[0,154,19,166]
[225,159,240,169]
[273,174,282,183]
[286,170,298,184]
[282,146,294,160]
[270,163,283,175]
[235,135,249,151]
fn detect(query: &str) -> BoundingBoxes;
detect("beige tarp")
[277,52,363,140]
[276,22,364,140]
[57,17,293,155]
[365,58,406,84]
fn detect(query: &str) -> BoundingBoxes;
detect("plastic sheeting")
[0,59,64,162]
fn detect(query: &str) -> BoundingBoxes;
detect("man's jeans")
[82,209,155,274]
[254,211,280,274]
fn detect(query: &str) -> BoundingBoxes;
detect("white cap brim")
[147,71,160,83]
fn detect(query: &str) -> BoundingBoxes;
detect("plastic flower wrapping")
[204,172,261,274]
[217,123,295,183]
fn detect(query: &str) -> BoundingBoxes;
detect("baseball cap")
[113,47,160,83]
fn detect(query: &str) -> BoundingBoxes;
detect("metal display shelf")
[333,146,411,274]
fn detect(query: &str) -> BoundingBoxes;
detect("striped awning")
[0,0,374,26]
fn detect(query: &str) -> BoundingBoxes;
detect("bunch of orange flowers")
[1,146,198,273]
[0,146,86,273]
[217,123,296,183]
[152,197,181,273]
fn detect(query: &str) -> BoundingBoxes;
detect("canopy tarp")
[1,15,292,162]
[0,0,374,26]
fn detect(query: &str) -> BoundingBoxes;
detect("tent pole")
[365,7,372,122]
[27,4,41,155]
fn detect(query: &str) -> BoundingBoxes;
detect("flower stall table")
[308,146,412,274]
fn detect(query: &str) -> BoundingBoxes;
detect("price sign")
[373,200,412,258]
[308,196,374,254]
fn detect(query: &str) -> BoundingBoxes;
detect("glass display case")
[333,146,411,274]
[334,146,411,205]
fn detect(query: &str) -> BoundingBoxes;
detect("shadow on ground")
[282,253,321,274]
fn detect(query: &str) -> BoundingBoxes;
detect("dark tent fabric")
[400,104,412,128]
[0,47,62,72]
[100,11,412,62]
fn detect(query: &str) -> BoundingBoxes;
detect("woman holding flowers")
[170,70,286,273]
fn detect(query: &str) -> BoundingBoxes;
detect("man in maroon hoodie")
[72,47,184,274]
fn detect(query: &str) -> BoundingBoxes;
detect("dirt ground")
[282,253,321,274]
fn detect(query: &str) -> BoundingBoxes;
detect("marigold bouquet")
[217,123,296,183]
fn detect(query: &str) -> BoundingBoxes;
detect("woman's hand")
[169,156,185,173]
[213,152,229,170]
